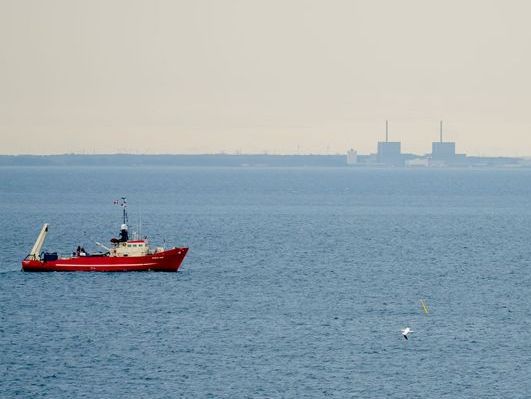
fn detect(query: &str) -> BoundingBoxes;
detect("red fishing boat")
[22,198,188,272]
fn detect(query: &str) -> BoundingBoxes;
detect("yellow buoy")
[420,299,429,315]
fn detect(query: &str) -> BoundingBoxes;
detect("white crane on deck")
[27,224,49,261]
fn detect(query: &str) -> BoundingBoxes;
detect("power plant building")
[431,121,456,164]
[432,142,456,160]
[377,141,402,164]
[377,121,403,166]
[344,120,522,168]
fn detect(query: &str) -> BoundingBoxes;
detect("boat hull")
[22,247,188,272]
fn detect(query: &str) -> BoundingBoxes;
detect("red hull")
[22,247,188,272]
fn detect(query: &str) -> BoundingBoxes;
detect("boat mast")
[121,197,128,225]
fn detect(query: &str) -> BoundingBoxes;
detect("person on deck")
[119,224,129,242]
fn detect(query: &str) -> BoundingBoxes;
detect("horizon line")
[0,152,529,159]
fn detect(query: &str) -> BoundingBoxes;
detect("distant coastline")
[0,153,528,168]
[0,154,345,168]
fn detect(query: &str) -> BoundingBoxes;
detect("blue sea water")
[0,166,530,398]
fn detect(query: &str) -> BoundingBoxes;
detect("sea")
[0,166,530,398]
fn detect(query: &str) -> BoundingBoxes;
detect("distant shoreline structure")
[345,121,528,168]
[0,153,529,168]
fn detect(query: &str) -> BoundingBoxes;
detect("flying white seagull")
[401,327,414,340]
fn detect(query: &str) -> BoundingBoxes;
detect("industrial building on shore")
[346,121,521,168]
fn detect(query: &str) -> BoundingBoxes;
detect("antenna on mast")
[386,120,389,142]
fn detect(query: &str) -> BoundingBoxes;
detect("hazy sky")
[1,0,530,155]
